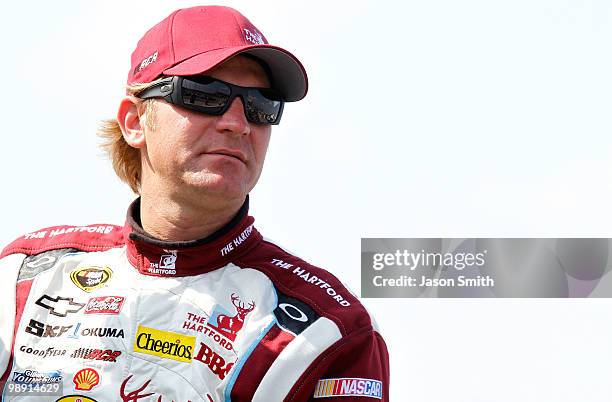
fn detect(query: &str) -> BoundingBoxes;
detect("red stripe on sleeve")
[230,324,295,400]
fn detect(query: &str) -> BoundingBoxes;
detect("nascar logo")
[313,378,383,399]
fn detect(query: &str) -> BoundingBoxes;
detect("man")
[0,6,389,401]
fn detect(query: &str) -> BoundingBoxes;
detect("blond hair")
[97,80,163,194]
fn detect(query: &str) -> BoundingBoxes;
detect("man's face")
[140,56,272,203]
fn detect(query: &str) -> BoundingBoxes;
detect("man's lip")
[205,149,247,163]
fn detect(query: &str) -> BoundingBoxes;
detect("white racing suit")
[0,198,389,401]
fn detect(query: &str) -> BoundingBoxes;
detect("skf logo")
[243,28,265,45]
[207,293,255,342]
[194,342,234,380]
[35,294,85,316]
[70,266,113,292]
[313,378,383,399]
[25,319,72,338]
[134,325,195,363]
[73,368,100,391]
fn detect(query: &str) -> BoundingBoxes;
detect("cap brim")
[163,45,308,102]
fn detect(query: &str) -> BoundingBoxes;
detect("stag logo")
[120,375,193,402]
[207,293,255,342]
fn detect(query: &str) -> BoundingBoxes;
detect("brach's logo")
[85,296,125,315]
[70,266,113,292]
[194,342,235,380]
[73,368,100,391]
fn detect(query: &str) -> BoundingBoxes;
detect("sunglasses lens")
[181,79,231,111]
[175,77,283,124]
[245,89,282,124]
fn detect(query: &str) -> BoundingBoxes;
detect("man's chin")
[181,173,249,200]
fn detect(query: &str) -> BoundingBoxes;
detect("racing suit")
[0,198,389,401]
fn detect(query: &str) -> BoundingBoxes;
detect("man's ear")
[117,97,146,149]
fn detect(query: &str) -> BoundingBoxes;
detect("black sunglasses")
[136,76,284,125]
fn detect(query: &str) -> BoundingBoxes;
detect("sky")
[2,1,612,401]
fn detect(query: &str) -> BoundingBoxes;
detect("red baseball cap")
[128,6,308,102]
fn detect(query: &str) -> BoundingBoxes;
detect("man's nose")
[215,97,250,136]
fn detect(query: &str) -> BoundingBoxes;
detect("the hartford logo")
[159,251,177,269]
[148,250,177,275]
[244,28,264,44]
[207,293,255,342]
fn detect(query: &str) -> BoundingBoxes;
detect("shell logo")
[73,368,100,391]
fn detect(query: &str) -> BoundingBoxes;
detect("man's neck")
[138,193,245,242]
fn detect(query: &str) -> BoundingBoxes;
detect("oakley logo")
[25,255,56,269]
[35,295,85,317]
[278,303,308,322]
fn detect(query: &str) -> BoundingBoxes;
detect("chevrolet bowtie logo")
[35,295,85,317]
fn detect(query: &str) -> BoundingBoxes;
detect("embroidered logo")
[313,378,383,399]
[35,294,85,316]
[134,325,195,363]
[134,51,158,75]
[207,293,255,341]
[84,296,125,314]
[243,28,264,45]
[70,266,113,292]
[73,368,100,391]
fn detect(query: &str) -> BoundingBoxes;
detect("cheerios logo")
[134,325,195,363]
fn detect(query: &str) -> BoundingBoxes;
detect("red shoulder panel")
[287,329,390,402]
[1,224,125,258]
[234,239,373,337]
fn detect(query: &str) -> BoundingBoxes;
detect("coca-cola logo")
[84,296,125,315]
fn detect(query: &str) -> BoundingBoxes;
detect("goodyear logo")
[134,325,195,363]
[70,266,113,292]
[313,378,383,399]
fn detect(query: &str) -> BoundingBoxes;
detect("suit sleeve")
[287,329,390,402]
[0,252,26,381]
